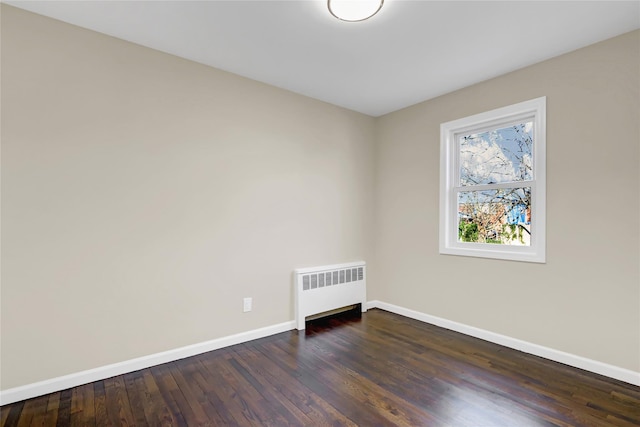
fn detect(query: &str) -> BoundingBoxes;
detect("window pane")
[459,122,533,186]
[458,188,531,245]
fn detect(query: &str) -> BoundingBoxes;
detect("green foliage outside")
[459,220,527,244]
[502,223,526,244]
[458,221,478,242]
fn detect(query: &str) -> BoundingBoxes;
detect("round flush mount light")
[328,0,384,22]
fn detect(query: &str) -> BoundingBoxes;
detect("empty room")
[1,1,639,426]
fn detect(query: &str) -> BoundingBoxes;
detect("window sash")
[454,118,536,187]
[453,185,535,246]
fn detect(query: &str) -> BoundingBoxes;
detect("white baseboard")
[0,320,296,406]
[366,300,640,387]
[4,303,638,406]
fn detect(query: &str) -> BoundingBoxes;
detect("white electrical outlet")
[243,297,252,312]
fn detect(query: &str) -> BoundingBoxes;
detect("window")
[440,97,546,263]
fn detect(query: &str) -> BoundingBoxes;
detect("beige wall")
[1,5,375,389]
[372,30,640,372]
[2,5,638,393]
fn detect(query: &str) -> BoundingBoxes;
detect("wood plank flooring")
[2,308,639,426]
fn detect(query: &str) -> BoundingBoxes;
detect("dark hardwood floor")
[2,308,639,426]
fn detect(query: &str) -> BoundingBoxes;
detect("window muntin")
[440,97,545,263]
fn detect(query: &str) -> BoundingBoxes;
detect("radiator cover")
[294,261,367,330]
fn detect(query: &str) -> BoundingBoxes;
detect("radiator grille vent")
[301,267,364,291]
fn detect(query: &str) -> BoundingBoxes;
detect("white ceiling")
[5,0,640,116]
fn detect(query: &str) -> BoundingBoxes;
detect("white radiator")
[294,261,367,330]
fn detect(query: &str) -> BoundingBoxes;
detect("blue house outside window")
[507,204,529,225]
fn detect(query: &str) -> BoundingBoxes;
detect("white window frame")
[439,97,546,263]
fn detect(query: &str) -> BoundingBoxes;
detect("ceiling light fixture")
[328,0,384,22]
